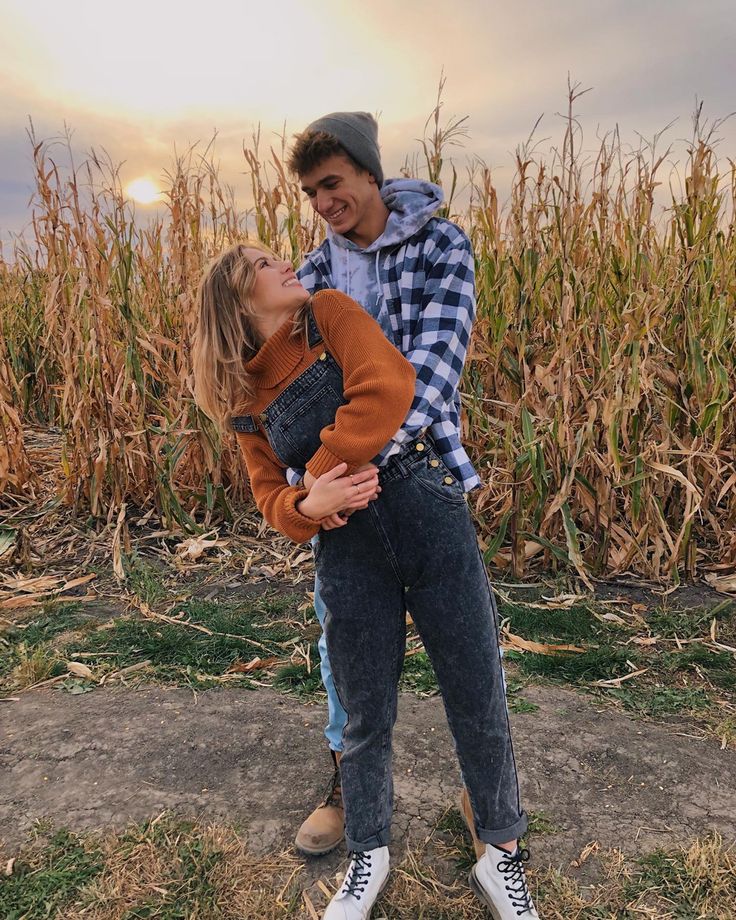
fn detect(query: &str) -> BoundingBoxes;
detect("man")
[285,113,537,920]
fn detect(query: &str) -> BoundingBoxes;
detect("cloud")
[1,0,734,241]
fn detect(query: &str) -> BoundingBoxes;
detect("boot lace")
[497,847,534,916]
[320,762,342,808]
[340,851,373,900]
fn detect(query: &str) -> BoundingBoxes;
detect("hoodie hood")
[328,178,444,254]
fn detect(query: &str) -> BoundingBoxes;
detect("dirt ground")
[3,679,735,888]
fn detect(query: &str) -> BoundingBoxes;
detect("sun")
[126,177,161,205]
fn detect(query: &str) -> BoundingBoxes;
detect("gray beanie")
[306,111,383,186]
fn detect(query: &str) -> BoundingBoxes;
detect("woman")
[193,242,539,920]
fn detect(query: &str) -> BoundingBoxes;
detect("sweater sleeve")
[235,431,321,543]
[305,290,417,478]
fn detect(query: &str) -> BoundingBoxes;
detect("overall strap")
[306,305,324,350]
[230,414,259,434]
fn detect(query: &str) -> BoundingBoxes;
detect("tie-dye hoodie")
[327,179,445,342]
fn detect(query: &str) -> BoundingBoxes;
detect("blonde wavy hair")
[193,241,310,426]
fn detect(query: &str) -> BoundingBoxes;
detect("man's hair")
[287,130,365,178]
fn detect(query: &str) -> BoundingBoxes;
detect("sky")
[1,0,735,248]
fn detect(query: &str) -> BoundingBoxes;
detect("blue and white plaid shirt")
[291,214,481,493]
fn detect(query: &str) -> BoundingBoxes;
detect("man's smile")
[325,205,348,221]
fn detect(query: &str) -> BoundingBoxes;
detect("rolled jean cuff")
[476,810,529,846]
[345,824,391,853]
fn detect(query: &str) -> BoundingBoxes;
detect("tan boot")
[460,786,486,861]
[295,750,345,856]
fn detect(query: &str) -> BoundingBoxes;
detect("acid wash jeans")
[239,311,527,852]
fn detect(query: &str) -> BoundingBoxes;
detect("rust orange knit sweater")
[234,289,416,543]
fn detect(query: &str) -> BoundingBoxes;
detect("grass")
[608,686,711,717]
[663,643,736,691]
[1,601,92,687]
[400,650,439,696]
[3,815,734,920]
[515,645,635,683]
[2,576,733,751]
[2,585,733,748]
[502,601,599,641]
[648,603,734,641]
[0,827,105,919]
[69,595,299,686]
[3,601,88,647]
[0,591,304,692]
[272,643,325,699]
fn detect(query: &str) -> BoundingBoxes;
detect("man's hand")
[321,511,350,530]
[303,470,316,491]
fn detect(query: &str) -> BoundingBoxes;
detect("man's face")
[299,154,378,240]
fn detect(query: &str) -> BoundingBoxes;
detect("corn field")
[1,91,735,583]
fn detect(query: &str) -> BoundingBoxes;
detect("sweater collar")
[244,318,306,389]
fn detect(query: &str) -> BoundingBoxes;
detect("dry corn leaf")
[571,840,600,868]
[705,572,736,595]
[302,892,319,920]
[1,574,59,593]
[61,573,96,591]
[501,631,586,655]
[226,656,279,673]
[595,667,649,688]
[175,533,230,561]
[594,611,628,626]
[67,661,95,680]
[0,595,43,611]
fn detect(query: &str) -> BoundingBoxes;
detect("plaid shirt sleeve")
[377,225,476,457]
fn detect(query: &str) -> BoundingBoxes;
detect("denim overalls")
[233,310,527,851]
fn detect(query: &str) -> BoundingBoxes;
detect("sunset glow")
[1,0,734,246]
[126,177,161,205]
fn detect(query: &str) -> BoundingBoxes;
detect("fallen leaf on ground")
[540,593,590,608]
[67,661,95,680]
[501,631,586,655]
[61,573,97,591]
[226,656,279,673]
[302,892,319,920]
[1,574,59,593]
[571,840,600,867]
[595,667,649,688]
[0,596,43,611]
[705,572,736,594]
[175,533,230,560]
[594,611,629,626]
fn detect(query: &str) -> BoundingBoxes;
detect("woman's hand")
[297,464,379,521]
[340,464,380,510]
[303,463,378,501]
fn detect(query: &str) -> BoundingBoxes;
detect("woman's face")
[245,249,308,317]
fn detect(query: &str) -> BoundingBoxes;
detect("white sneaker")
[469,845,540,919]
[323,846,390,920]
